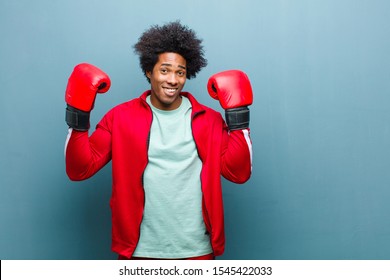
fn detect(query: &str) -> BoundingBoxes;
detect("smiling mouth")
[163,87,178,96]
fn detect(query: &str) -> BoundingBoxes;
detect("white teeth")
[164,88,177,94]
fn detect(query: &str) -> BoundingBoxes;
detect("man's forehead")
[160,63,186,69]
[157,52,187,68]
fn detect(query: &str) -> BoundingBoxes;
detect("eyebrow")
[161,63,186,70]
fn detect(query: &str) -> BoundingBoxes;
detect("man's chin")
[161,95,182,110]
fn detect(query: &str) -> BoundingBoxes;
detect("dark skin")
[146,52,187,111]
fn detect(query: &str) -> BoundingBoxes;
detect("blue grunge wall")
[1,0,389,259]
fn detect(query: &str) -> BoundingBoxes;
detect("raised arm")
[64,63,112,181]
[208,70,253,183]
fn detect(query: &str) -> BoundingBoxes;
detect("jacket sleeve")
[220,123,252,184]
[64,114,112,181]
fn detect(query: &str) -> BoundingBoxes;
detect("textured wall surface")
[1,0,389,259]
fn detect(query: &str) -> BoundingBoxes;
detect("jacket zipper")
[134,100,153,256]
[191,110,213,238]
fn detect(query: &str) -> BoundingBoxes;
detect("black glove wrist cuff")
[65,105,90,131]
[225,106,250,130]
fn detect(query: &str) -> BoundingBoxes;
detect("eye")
[160,68,168,74]
[178,71,185,77]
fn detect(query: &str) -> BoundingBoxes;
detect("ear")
[146,71,151,79]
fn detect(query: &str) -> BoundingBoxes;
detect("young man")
[64,21,253,260]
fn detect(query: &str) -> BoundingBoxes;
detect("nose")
[167,73,178,85]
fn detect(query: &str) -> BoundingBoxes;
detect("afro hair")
[134,21,207,82]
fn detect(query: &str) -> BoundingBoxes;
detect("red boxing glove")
[65,63,111,131]
[207,70,253,130]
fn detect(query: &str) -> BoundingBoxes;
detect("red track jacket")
[65,91,252,258]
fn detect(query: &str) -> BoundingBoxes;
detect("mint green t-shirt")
[132,96,212,258]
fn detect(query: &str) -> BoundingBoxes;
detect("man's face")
[147,52,187,110]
